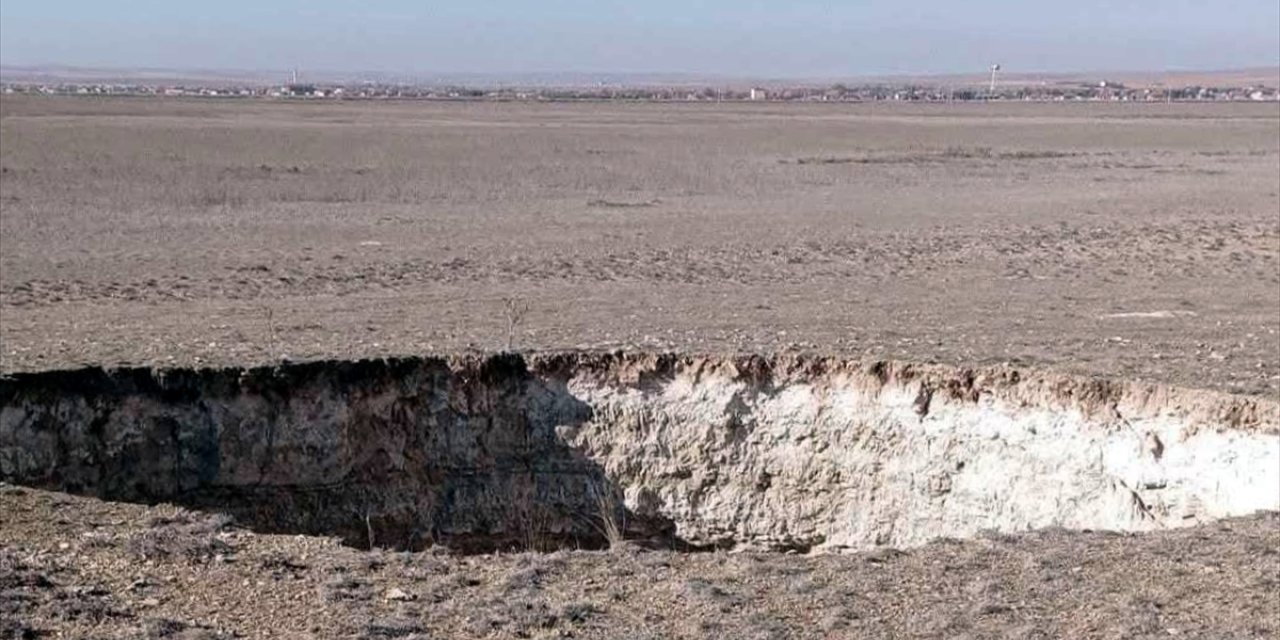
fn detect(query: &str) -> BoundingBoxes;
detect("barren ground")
[1,97,1279,639]
[3,486,1278,640]
[1,97,1278,394]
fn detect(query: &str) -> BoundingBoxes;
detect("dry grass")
[502,297,530,353]
[592,486,625,549]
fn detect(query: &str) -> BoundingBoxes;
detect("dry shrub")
[595,488,625,549]
[502,297,530,352]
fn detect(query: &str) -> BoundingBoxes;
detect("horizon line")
[3,62,1278,87]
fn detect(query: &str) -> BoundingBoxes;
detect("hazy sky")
[2,1,1278,77]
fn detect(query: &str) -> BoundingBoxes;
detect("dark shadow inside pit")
[0,354,680,553]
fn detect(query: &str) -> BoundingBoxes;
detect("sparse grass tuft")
[502,297,530,353]
[593,485,626,550]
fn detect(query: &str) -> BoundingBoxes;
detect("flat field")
[2,96,1278,394]
[2,96,1280,639]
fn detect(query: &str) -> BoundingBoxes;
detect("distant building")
[285,83,317,97]
[749,87,768,101]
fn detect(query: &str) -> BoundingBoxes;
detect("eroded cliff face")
[556,355,1278,551]
[1,353,1276,552]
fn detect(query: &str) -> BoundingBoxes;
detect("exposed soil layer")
[2,486,1277,640]
[3,353,1276,555]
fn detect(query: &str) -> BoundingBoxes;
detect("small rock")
[384,587,415,602]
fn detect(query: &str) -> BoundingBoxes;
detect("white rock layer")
[561,368,1279,551]
[2,354,1275,552]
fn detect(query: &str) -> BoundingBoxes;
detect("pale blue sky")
[2,1,1277,77]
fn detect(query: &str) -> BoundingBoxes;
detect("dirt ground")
[3,485,1277,640]
[1,97,1279,639]
[1,97,1278,395]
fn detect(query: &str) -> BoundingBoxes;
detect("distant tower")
[292,68,299,85]
[989,64,1001,95]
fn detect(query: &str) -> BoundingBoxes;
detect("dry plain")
[1,96,1279,639]
[1,96,1277,393]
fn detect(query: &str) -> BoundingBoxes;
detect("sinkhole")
[1,353,1276,553]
